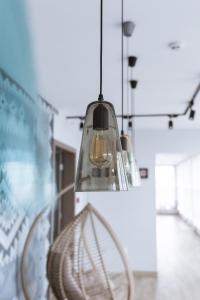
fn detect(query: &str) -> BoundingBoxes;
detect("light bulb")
[122,150,132,183]
[89,130,113,168]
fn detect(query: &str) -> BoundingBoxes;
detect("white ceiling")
[156,153,190,165]
[27,0,200,129]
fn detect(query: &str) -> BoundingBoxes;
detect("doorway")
[53,140,76,240]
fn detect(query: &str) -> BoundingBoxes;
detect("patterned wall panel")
[0,69,54,300]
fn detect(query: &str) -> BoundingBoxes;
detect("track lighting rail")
[66,82,200,121]
[119,113,179,119]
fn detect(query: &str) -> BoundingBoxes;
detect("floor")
[134,215,200,300]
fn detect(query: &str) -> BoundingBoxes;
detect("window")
[176,154,200,231]
[156,165,176,213]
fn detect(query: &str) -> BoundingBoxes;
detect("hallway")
[134,215,200,300]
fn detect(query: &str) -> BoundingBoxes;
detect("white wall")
[54,114,200,272]
[54,111,81,150]
[87,129,157,272]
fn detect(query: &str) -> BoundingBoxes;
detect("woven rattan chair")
[21,208,50,300]
[47,203,135,300]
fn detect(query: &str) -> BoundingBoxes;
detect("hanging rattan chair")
[47,203,135,300]
[21,208,51,300]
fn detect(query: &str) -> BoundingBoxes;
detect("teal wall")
[0,2,53,299]
[0,0,36,96]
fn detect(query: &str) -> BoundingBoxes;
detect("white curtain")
[156,166,176,212]
[176,155,200,231]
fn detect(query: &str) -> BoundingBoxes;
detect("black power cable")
[98,0,104,101]
[121,0,124,134]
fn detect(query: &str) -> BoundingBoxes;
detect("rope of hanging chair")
[56,183,75,199]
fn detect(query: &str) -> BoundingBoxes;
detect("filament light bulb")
[89,130,113,168]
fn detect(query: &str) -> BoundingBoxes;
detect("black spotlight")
[189,109,196,120]
[168,119,173,130]
[130,80,138,89]
[79,121,84,130]
[128,120,133,128]
[128,56,138,67]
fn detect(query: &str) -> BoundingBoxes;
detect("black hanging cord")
[131,87,136,152]
[126,38,130,121]
[121,0,124,134]
[98,0,104,101]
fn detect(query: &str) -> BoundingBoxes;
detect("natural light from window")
[155,165,176,213]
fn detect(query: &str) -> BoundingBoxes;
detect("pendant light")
[75,0,128,192]
[120,2,141,189]
[129,80,141,187]
[121,97,141,189]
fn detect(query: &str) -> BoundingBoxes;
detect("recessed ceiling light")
[168,41,184,51]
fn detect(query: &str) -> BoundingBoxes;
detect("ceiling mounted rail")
[66,82,200,121]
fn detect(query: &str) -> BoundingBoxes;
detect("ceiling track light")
[123,21,136,37]
[128,120,133,129]
[128,56,138,67]
[168,118,173,130]
[130,80,138,89]
[79,121,84,130]
[189,109,196,120]
[75,0,128,192]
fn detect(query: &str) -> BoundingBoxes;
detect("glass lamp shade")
[121,134,141,189]
[75,101,128,192]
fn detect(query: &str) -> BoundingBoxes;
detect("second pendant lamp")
[120,0,141,189]
[75,0,128,192]
[128,80,141,187]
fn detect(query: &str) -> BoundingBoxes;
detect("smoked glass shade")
[121,134,141,189]
[75,101,128,192]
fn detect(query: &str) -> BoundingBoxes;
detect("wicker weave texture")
[47,204,135,300]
